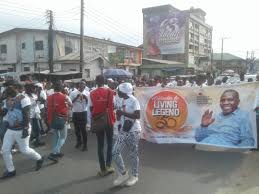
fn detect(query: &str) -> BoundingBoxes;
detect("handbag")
[91,90,111,133]
[122,119,135,132]
[50,94,65,130]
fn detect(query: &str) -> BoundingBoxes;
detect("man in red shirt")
[89,75,115,176]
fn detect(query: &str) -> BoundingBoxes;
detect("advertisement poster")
[135,83,258,149]
[144,11,186,56]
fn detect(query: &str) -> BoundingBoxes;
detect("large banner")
[144,11,186,56]
[135,83,258,149]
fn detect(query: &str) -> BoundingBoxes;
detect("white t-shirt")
[26,94,40,118]
[118,95,141,132]
[70,89,89,112]
[21,95,31,108]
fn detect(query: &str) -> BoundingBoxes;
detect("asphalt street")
[0,129,253,194]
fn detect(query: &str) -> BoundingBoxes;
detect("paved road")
[0,130,251,194]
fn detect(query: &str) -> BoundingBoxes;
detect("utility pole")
[47,10,54,73]
[80,0,84,74]
[220,37,230,73]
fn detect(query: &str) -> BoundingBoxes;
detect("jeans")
[1,128,41,172]
[52,124,67,154]
[96,127,113,171]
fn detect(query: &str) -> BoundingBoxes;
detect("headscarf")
[118,82,133,96]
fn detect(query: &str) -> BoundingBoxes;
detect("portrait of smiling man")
[195,89,255,147]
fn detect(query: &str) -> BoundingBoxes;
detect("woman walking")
[112,82,141,186]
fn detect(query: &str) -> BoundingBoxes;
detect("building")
[142,4,212,74]
[0,28,142,80]
[140,58,185,78]
[211,53,246,74]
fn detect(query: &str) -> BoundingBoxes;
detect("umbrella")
[103,69,133,79]
[224,69,235,74]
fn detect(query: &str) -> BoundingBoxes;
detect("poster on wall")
[144,11,186,56]
[135,83,258,149]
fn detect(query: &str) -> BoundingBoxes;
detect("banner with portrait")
[135,83,258,149]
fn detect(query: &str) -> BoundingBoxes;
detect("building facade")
[0,28,142,80]
[142,4,212,73]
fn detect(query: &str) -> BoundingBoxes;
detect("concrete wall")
[0,34,17,64]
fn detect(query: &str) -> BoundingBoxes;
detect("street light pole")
[220,37,230,73]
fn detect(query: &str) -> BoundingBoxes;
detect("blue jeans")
[52,124,67,154]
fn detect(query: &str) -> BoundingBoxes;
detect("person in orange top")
[88,75,115,176]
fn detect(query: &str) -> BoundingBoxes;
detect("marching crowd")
[1,73,259,188]
[0,74,141,187]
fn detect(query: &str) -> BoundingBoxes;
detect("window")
[0,44,7,54]
[85,69,90,78]
[35,41,43,50]
[24,67,30,72]
[22,43,26,49]
[65,41,73,55]
[65,46,73,55]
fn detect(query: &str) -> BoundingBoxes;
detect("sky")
[0,0,259,59]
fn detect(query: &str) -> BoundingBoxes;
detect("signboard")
[144,10,186,55]
[135,83,258,149]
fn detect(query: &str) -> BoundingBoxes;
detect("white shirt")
[26,94,40,118]
[254,88,259,109]
[46,89,54,96]
[118,95,141,132]
[70,89,89,112]
[39,90,47,109]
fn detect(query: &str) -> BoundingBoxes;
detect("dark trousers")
[96,126,113,171]
[73,112,87,146]
[256,115,259,148]
[31,118,41,142]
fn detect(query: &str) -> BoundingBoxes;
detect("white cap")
[118,82,133,96]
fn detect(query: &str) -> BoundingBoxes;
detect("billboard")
[135,83,258,149]
[144,10,186,55]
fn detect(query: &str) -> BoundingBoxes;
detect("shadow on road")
[38,175,100,194]
[139,140,244,184]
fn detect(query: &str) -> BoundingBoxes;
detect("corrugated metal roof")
[142,58,184,65]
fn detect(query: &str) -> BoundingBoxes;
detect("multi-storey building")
[142,4,212,75]
[0,28,142,80]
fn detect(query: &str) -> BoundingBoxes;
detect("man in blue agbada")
[195,89,255,147]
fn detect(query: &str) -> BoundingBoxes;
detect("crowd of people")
[0,75,141,187]
[0,72,259,187]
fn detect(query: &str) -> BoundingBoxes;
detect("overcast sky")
[0,0,258,58]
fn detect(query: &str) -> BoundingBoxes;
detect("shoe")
[81,145,88,151]
[125,176,138,186]
[35,157,44,171]
[55,153,64,158]
[106,166,115,174]
[113,171,129,186]
[97,170,109,177]
[48,153,59,163]
[11,148,19,154]
[33,141,45,147]
[1,170,16,179]
[75,143,82,149]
